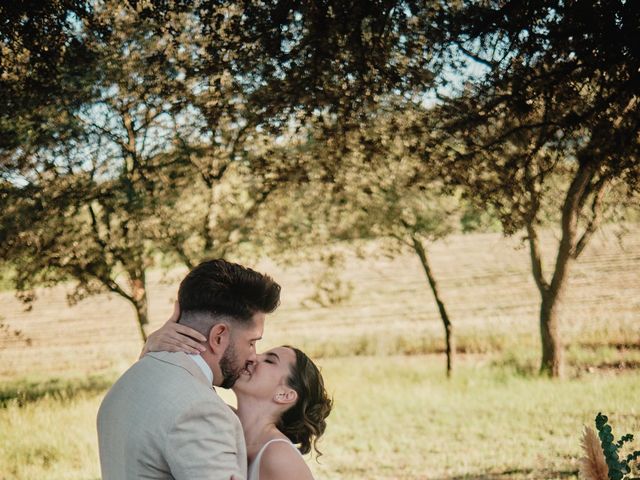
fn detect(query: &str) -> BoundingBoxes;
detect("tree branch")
[525,220,549,294]
[549,160,597,296]
[88,203,108,251]
[453,41,496,69]
[227,124,250,162]
[174,244,195,270]
[67,264,134,304]
[573,177,609,259]
[80,118,129,152]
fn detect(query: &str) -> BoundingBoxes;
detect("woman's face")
[233,346,296,399]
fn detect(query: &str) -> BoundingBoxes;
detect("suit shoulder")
[109,355,214,411]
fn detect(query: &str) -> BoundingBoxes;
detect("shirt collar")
[187,353,214,385]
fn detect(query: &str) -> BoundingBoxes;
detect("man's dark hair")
[178,259,281,323]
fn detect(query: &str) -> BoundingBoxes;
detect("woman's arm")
[139,302,207,358]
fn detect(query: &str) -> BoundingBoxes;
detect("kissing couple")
[97,259,333,479]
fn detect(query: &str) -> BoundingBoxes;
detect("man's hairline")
[179,309,264,331]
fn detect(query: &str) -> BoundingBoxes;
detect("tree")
[5,0,637,367]
[0,1,105,151]
[430,0,640,376]
[1,2,299,339]
[0,4,199,340]
[130,1,439,125]
[337,105,462,376]
[149,133,295,270]
[256,101,466,375]
[355,165,460,377]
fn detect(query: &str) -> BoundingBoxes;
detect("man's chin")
[220,379,235,389]
[219,374,238,389]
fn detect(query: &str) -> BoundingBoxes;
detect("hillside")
[1,225,639,380]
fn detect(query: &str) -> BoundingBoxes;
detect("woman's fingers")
[145,322,206,354]
[171,323,207,343]
[141,302,207,356]
[163,303,206,342]
[145,332,204,354]
[164,331,206,352]
[161,338,203,355]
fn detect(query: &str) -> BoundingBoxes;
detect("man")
[97,259,281,480]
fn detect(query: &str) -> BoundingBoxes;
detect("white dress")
[247,438,302,480]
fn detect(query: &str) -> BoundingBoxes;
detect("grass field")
[1,226,639,479]
[3,356,640,479]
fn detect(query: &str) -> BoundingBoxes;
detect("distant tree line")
[1,0,638,377]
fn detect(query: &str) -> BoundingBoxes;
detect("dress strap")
[249,439,301,480]
[257,438,301,458]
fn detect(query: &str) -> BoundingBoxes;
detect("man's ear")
[208,323,229,353]
[274,387,297,406]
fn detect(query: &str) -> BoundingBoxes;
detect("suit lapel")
[147,351,215,390]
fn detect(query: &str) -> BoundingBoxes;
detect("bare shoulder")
[259,441,314,480]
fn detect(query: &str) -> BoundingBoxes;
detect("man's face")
[219,311,265,388]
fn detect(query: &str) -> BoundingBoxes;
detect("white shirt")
[187,353,214,385]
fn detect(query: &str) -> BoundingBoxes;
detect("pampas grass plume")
[580,425,609,480]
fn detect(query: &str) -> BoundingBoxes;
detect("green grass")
[3,355,640,480]
[314,355,640,479]
[0,390,104,480]
[0,375,114,408]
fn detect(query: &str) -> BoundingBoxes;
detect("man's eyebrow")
[251,336,263,342]
[266,352,280,362]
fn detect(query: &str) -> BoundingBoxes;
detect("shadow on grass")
[431,468,577,479]
[0,375,114,408]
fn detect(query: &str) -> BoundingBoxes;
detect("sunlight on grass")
[0,393,102,479]
[2,356,640,480]
[308,355,640,479]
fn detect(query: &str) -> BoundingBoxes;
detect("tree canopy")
[1,1,638,373]
[429,0,640,376]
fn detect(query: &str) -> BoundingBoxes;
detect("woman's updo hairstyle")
[276,347,333,457]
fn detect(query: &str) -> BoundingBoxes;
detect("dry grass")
[2,225,638,380]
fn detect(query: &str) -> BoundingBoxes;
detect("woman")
[143,308,332,480]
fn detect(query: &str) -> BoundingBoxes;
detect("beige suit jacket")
[97,351,247,480]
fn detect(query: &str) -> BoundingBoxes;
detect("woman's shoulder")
[259,440,314,480]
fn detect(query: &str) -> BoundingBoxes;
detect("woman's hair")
[277,346,333,457]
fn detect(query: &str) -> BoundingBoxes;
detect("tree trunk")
[130,276,150,342]
[412,236,455,377]
[529,234,572,378]
[526,160,596,378]
[539,290,564,377]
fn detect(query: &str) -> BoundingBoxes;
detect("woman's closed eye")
[263,352,279,364]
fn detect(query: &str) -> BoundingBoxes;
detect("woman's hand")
[139,302,207,358]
